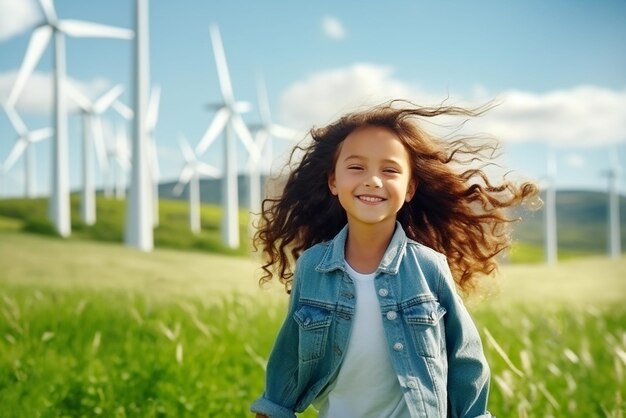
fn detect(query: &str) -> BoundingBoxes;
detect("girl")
[250,101,538,418]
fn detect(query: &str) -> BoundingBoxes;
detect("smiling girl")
[250,101,538,418]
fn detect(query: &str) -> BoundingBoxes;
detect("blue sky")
[0,0,625,198]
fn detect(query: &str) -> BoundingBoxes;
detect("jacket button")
[393,342,404,351]
[407,380,418,389]
[304,318,311,325]
[386,311,397,321]
[378,288,389,297]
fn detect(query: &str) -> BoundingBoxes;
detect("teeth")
[359,196,383,203]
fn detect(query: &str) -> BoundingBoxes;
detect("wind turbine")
[173,136,221,234]
[6,0,133,237]
[247,74,300,215]
[194,24,260,249]
[544,150,558,265]
[109,99,133,199]
[604,148,622,259]
[67,83,124,225]
[146,85,161,227]
[109,122,131,200]
[125,0,152,251]
[2,104,53,198]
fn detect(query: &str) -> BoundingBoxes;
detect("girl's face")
[328,125,416,229]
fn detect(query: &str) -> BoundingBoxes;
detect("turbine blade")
[256,73,272,124]
[149,140,160,177]
[233,100,252,114]
[179,135,195,163]
[94,84,124,113]
[3,104,27,135]
[269,123,299,141]
[59,20,134,39]
[65,81,92,111]
[29,127,53,142]
[232,114,259,159]
[113,100,134,120]
[176,166,193,191]
[39,0,57,22]
[209,25,234,103]
[255,129,270,155]
[195,107,229,155]
[146,85,161,131]
[7,26,52,107]
[197,162,221,178]
[91,117,109,170]
[4,139,28,171]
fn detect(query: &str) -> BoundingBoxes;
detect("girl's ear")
[405,179,417,202]
[328,173,338,195]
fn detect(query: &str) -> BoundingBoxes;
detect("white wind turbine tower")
[109,122,131,200]
[6,0,133,237]
[194,24,260,249]
[110,99,134,199]
[112,86,160,227]
[173,136,221,234]
[67,83,125,225]
[605,148,622,259]
[146,86,161,227]
[125,0,152,251]
[2,104,53,198]
[247,74,300,215]
[544,150,558,265]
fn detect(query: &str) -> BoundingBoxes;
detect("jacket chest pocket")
[403,301,447,358]
[294,304,333,363]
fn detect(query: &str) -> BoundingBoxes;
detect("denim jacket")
[251,223,493,418]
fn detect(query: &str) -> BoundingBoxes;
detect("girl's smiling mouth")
[357,195,386,203]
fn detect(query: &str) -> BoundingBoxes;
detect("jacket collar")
[315,221,407,275]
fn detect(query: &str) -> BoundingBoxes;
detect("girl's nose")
[365,175,383,188]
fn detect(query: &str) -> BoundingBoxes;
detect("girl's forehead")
[339,125,407,154]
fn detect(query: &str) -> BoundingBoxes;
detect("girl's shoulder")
[405,238,448,267]
[297,240,332,268]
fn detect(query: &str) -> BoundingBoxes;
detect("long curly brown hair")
[254,100,539,294]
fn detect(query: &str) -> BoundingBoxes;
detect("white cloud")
[475,86,626,147]
[279,63,441,130]
[278,63,626,148]
[0,70,113,115]
[321,16,346,40]
[0,0,41,41]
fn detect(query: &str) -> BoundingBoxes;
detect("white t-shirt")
[313,262,410,418]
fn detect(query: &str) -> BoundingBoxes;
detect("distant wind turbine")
[544,150,558,265]
[173,136,221,234]
[604,149,622,259]
[6,0,133,237]
[108,100,133,199]
[247,74,300,214]
[67,83,125,225]
[194,24,260,248]
[2,104,53,198]
[109,122,131,200]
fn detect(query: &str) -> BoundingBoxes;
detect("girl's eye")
[347,165,363,171]
[383,168,400,174]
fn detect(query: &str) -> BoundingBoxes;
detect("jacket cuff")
[250,396,296,418]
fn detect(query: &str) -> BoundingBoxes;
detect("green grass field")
[1,230,625,417]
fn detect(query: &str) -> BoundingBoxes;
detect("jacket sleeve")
[250,261,304,418]
[436,255,493,418]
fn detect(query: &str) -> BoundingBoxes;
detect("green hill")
[160,179,625,257]
[0,188,624,261]
[511,189,626,254]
